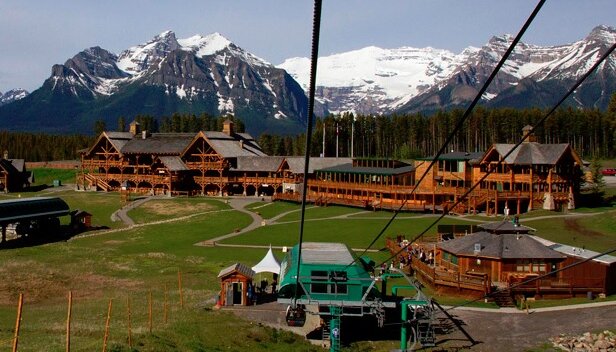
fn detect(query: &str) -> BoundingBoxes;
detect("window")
[310,270,348,295]
[442,252,458,265]
[311,270,328,293]
[515,260,546,273]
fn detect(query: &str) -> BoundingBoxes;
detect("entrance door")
[225,283,234,306]
[233,282,243,305]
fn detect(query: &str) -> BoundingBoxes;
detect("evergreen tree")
[117,116,126,132]
[94,120,106,135]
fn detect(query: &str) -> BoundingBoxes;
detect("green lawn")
[0,197,322,351]
[1,189,616,351]
[30,167,78,186]
[244,201,300,219]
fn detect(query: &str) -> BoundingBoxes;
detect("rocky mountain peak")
[117,30,180,75]
[0,89,29,106]
[586,25,616,44]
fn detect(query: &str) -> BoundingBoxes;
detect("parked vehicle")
[601,168,616,176]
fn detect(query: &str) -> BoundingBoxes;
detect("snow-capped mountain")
[281,25,616,114]
[1,26,613,135]
[0,89,29,106]
[0,31,308,135]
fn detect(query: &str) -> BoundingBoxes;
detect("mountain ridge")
[1,25,614,135]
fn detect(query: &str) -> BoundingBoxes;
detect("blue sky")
[0,0,614,92]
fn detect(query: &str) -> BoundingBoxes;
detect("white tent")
[252,246,281,274]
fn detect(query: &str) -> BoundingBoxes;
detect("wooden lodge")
[399,220,616,299]
[79,123,584,215]
[0,150,31,193]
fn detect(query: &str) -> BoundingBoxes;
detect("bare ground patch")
[564,218,605,237]
[139,200,215,217]
[0,260,143,305]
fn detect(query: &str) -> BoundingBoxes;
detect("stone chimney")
[222,119,234,136]
[142,130,150,140]
[2,150,7,159]
[522,125,537,143]
[129,121,141,136]
[239,140,244,149]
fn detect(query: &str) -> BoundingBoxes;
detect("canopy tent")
[252,246,281,274]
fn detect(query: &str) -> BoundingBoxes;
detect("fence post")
[102,299,112,352]
[164,284,168,324]
[178,270,184,309]
[12,293,23,352]
[127,296,132,348]
[66,291,72,352]
[148,291,153,334]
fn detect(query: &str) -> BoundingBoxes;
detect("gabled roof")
[285,157,352,174]
[85,132,132,157]
[439,232,564,260]
[233,156,285,172]
[0,159,20,174]
[202,131,266,158]
[483,143,579,165]
[217,263,255,279]
[121,133,195,155]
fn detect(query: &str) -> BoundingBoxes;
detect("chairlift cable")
[293,0,323,303]
[350,0,547,266]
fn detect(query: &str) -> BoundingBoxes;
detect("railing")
[411,257,490,294]
[507,274,605,294]
[184,161,226,170]
[84,173,173,185]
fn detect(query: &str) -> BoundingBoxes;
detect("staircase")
[84,174,111,192]
[321,319,330,347]
[491,289,515,308]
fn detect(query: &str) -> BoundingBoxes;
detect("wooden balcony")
[184,161,226,170]
[308,179,418,194]
[84,173,173,185]
[507,274,605,296]
[411,257,490,294]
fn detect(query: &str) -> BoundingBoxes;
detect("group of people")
[246,278,277,305]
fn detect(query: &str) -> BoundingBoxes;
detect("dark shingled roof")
[419,151,484,162]
[204,132,266,158]
[103,132,133,152]
[159,156,189,171]
[492,143,570,165]
[438,231,564,260]
[233,156,285,172]
[316,163,415,175]
[121,133,195,155]
[0,159,20,174]
[217,263,255,279]
[478,220,535,234]
[285,157,352,174]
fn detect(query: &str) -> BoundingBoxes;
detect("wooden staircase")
[491,289,515,308]
[84,174,111,192]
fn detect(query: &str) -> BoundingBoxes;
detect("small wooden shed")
[217,263,255,306]
[71,210,93,229]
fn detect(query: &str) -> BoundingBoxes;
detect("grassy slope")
[1,189,615,350]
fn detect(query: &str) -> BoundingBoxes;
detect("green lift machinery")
[277,242,435,351]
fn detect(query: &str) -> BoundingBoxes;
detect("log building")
[79,123,584,215]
